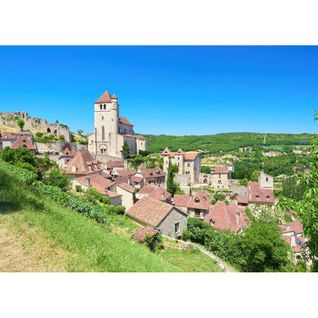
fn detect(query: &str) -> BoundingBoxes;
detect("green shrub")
[75,185,82,192]
[43,166,71,191]
[86,188,110,205]
[144,233,163,252]
[35,132,43,138]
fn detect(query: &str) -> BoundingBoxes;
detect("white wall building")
[88,91,147,159]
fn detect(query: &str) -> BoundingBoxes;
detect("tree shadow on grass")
[0,200,20,214]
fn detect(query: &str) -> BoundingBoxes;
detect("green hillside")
[144,132,316,153]
[0,162,221,272]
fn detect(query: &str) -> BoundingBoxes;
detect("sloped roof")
[127,196,175,228]
[139,185,171,202]
[74,172,114,195]
[204,201,248,233]
[95,91,112,104]
[212,166,229,174]
[247,182,275,205]
[132,227,158,243]
[174,191,210,211]
[280,220,303,235]
[11,135,36,150]
[117,182,135,193]
[106,160,124,169]
[65,150,100,175]
[160,148,199,161]
[114,169,136,177]
[119,116,132,126]
[140,167,165,179]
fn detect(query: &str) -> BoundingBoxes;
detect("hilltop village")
[0,90,312,271]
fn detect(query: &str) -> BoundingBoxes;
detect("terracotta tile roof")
[65,150,100,175]
[204,201,247,233]
[127,196,175,228]
[174,191,210,211]
[74,172,114,195]
[106,160,124,169]
[130,175,144,183]
[212,166,229,174]
[117,182,135,193]
[247,182,275,205]
[139,185,171,202]
[61,147,76,157]
[237,196,249,205]
[134,135,146,140]
[105,189,122,198]
[160,147,199,161]
[11,135,36,150]
[119,117,132,126]
[140,167,165,179]
[280,220,303,235]
[114,169,136,177]
[132,227,158,243]
[114,175,130,185]
[95,91,112,103]
[184,151,199,161]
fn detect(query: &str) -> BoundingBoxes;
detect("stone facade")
[88,91,147,159]
[157,207,187,238]
[161,148,201,187]
[0,112,71,142]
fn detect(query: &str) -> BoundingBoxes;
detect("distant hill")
[143,132,317,153]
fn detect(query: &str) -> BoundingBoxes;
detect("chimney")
[85,178,91,187]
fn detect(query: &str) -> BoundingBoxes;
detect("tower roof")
[95,91,112,104]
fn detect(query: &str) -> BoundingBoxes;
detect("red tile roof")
[139,185,171,202]
[130,175,144,184]
[117,182,135,193]
[11,135,36,150]
[74,172,114,195]
[127,196,176,228]
[280,220,303,235]
[247,182,275,205]
[204,201,248,233]
[174,191,210,211]
[160,147,199,161]
[114,169,136,177]
[212,166,229,174]
[119,117,132,126]
[95,91,112,103]
[106,160,124,169]
[140,167,165,179]
[132,227,159,243]
[65,150,100,175]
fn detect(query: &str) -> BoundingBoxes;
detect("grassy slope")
[0,170,221,272]
[144,132,315,153]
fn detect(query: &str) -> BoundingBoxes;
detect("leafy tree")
[201,166,211,174]
[251,170,259,181]
[282,176,306,200]
[43,167,71,191]
[239,219,289,272]
[211,193,225,204]
[166,161,180,196]
[16,118,25,131]
[0,147,38,169]
[121,142,130,159]
[85,188,110,205]
[77,129,84,136]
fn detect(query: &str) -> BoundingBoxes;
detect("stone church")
[88,91,147,159]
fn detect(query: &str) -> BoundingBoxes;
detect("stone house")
[126,196,187,239]
[136,184,172,203]
[204,201,248,233]
[136,167,166,187]
[173,191,210,220]
[58,146,76,168]
[0,132,37,154]
[161,147,201,186]
[65,150,100,177]
[72,171,122,205]
[87,91,147,158]
[116,182,135,209]
[210,166,232,190]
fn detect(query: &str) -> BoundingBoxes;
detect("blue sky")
[0,46,317,135]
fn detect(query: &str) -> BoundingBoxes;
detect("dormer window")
[256,194,260,199]
[194,197,200,203]
[266,195,270,199]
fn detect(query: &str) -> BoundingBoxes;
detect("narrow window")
[100,105,102,110]
[102,126,105,141]
[175,222,180,234]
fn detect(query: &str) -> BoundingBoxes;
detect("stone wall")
[0,112,71,142]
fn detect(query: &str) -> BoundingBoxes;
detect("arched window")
[102,126,105,141]
[100,105,102,110]
[104,104,106,110]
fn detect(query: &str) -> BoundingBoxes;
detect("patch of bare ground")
[0,215,70,272]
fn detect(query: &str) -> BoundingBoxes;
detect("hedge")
[0,159,125,225]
